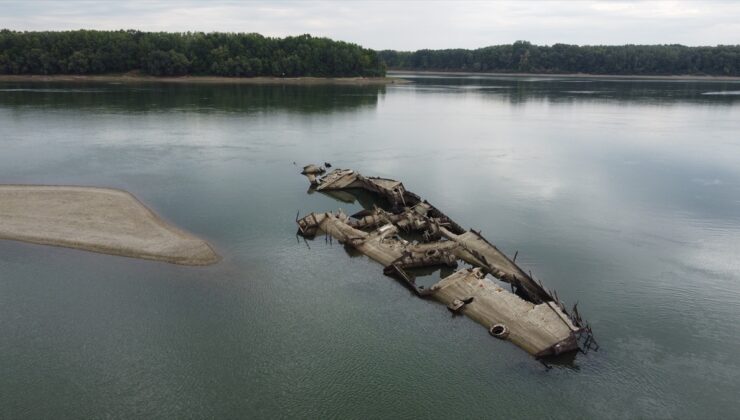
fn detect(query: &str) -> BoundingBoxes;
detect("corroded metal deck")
[297,165,597,358]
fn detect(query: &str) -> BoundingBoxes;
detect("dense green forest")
[379,41,740,76]
[0,30,385,77]
[3,31,738,77]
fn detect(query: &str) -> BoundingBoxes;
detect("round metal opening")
[489,324,509,339]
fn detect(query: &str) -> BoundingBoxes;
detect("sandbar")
[0,74,408,85]
[388,69,740,81]
[0,186,219,265]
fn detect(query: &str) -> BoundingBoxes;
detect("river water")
[1,73,739,418]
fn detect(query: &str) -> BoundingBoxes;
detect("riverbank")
[388,69,740,81]
[0,73,407,85]
[0,185,219,265]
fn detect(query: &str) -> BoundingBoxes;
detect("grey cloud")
[0,0,738,49]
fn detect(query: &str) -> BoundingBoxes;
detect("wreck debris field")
[297,165,597,358]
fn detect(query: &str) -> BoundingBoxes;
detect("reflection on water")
[0,82,385,113]
[392,72,740,105]
[702,90,740,96]
[1,74,740,418]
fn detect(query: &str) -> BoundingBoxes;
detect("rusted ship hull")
[297,165,597,358]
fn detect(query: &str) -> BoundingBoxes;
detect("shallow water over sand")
[1,74,740,418]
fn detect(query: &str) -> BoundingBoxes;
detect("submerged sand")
[388,69,740,81]
[0,74,407,85]
[0,186,219,265]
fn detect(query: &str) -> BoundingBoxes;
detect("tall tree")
[379,42,740,76]
[0,30,386,77]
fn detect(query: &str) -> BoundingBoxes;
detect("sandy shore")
[388,70,740,81]
[0,73,407,85]
[0,186,219,265]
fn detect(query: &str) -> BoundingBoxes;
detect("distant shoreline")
[388,70,740,82]
[0,73,407,85]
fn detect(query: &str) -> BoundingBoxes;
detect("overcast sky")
[1,0,738,50]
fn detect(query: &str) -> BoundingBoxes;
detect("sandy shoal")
[387,70,740,81]
[0,74,408,85]
[0,185,219,266]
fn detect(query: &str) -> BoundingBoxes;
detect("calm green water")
[1,74,740,418]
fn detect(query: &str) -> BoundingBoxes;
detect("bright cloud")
[1,0,738,50]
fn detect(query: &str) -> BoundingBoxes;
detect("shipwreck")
[297,164,597,359]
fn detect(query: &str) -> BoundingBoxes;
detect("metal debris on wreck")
[296,165,598,359]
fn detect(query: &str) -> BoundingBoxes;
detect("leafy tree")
[66,50,90,74]
[0,30,385,77]
[379,42,740,76]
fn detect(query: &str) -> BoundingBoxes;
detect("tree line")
[0,30,386,77]
[379,41,740,76]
